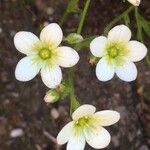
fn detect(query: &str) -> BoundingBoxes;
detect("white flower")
[14,23,79,88]
[57,104,120,150]
[127,0,141,6]
[90,25,147,82]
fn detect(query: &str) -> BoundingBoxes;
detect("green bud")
[64,33,83,44]
[44,90,60,103]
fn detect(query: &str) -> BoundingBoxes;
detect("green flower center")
[104,41,129,66]
[105,42,128,58]
[75,116,91,127]
[39,48,51,60]
[107,46,119,58]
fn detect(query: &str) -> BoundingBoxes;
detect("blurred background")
[0,0,150,150]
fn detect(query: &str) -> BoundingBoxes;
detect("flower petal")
[94,110,120,126]
[90,36,107,57]
[40,23,63,48]
[57,46,79,68]
[15,56,41,81]
[127,0,141,6]
[116,61,137,82]
[57,122,74,145]
[72,105,96,121]
[14,31,40,55]
[41,65,62,88]
[108,25,131,43]
[85,126,111,149]
[96,57,115,81]
[128,41,147,62]
[67,135,85,150]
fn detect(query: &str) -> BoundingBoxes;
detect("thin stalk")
[104,6,134,35]
[69,0,91,114]
[77,0,91,34]
[69,67,80,115]
[59,9,68,26]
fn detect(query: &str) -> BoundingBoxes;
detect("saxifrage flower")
[57,104,120,150]
[90,25,147,82]
[127,0,141,6]
[14,23,79,88]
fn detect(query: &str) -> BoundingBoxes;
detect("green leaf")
[70,97,80,114]
[74,35,98,50]
[123,14,130,27]
[67,0,80,13]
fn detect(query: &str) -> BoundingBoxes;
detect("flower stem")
[69,68,80,115]
[77,0,91,34]
[60,9,68,26]
[69,0,91,114]
[104,6,134,35]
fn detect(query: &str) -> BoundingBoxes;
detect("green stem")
[69,0,91,114]
[69,68,80,115]
[77,0,91,34]
[104,6,134,35]
[134,7,143,41]
[59,9,68,26]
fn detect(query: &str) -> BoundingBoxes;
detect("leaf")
[136,11,150,38]
[70,97,80,114]
[67,0,80,13]
[74,35,98,50]
[123,14,130,27]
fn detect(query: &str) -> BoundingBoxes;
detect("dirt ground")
[0,0,150,150]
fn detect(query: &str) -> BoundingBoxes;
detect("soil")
[0,0,150,150]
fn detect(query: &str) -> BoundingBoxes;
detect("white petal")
[72,105,96,121]
[127,0,141,6]
[90,36,107,57]
[94,110,120,126]
[40,23,63,47]
[41,65,62,88]
[57,122,74,145]
[96,57,115,81]
[116,61,137,82]
[108,25,131,43]
[57,46,79,68]
[67,136,85,150]
[128,41,147,62]
[85,127,111,149]
[15,56,41,81]
[14,31,39,55]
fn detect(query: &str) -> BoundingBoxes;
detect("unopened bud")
[89,56,97,65]
[44,90,60,103]
[64,33,83,44]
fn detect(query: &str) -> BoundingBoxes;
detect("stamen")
[39,48,51,60]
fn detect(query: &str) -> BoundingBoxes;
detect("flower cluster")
[14,22,147,149]
[13,0,148,149]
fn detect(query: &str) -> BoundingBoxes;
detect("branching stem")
[104,6,134,35]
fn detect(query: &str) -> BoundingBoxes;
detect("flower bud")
[64,33,83,44]
[44,90,60,103]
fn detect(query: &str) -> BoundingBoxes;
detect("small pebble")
[0,27,2,33]
[46,7,54,15]
[50,108,59,120]
[10,128,24,138]
[139,145,149,150]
